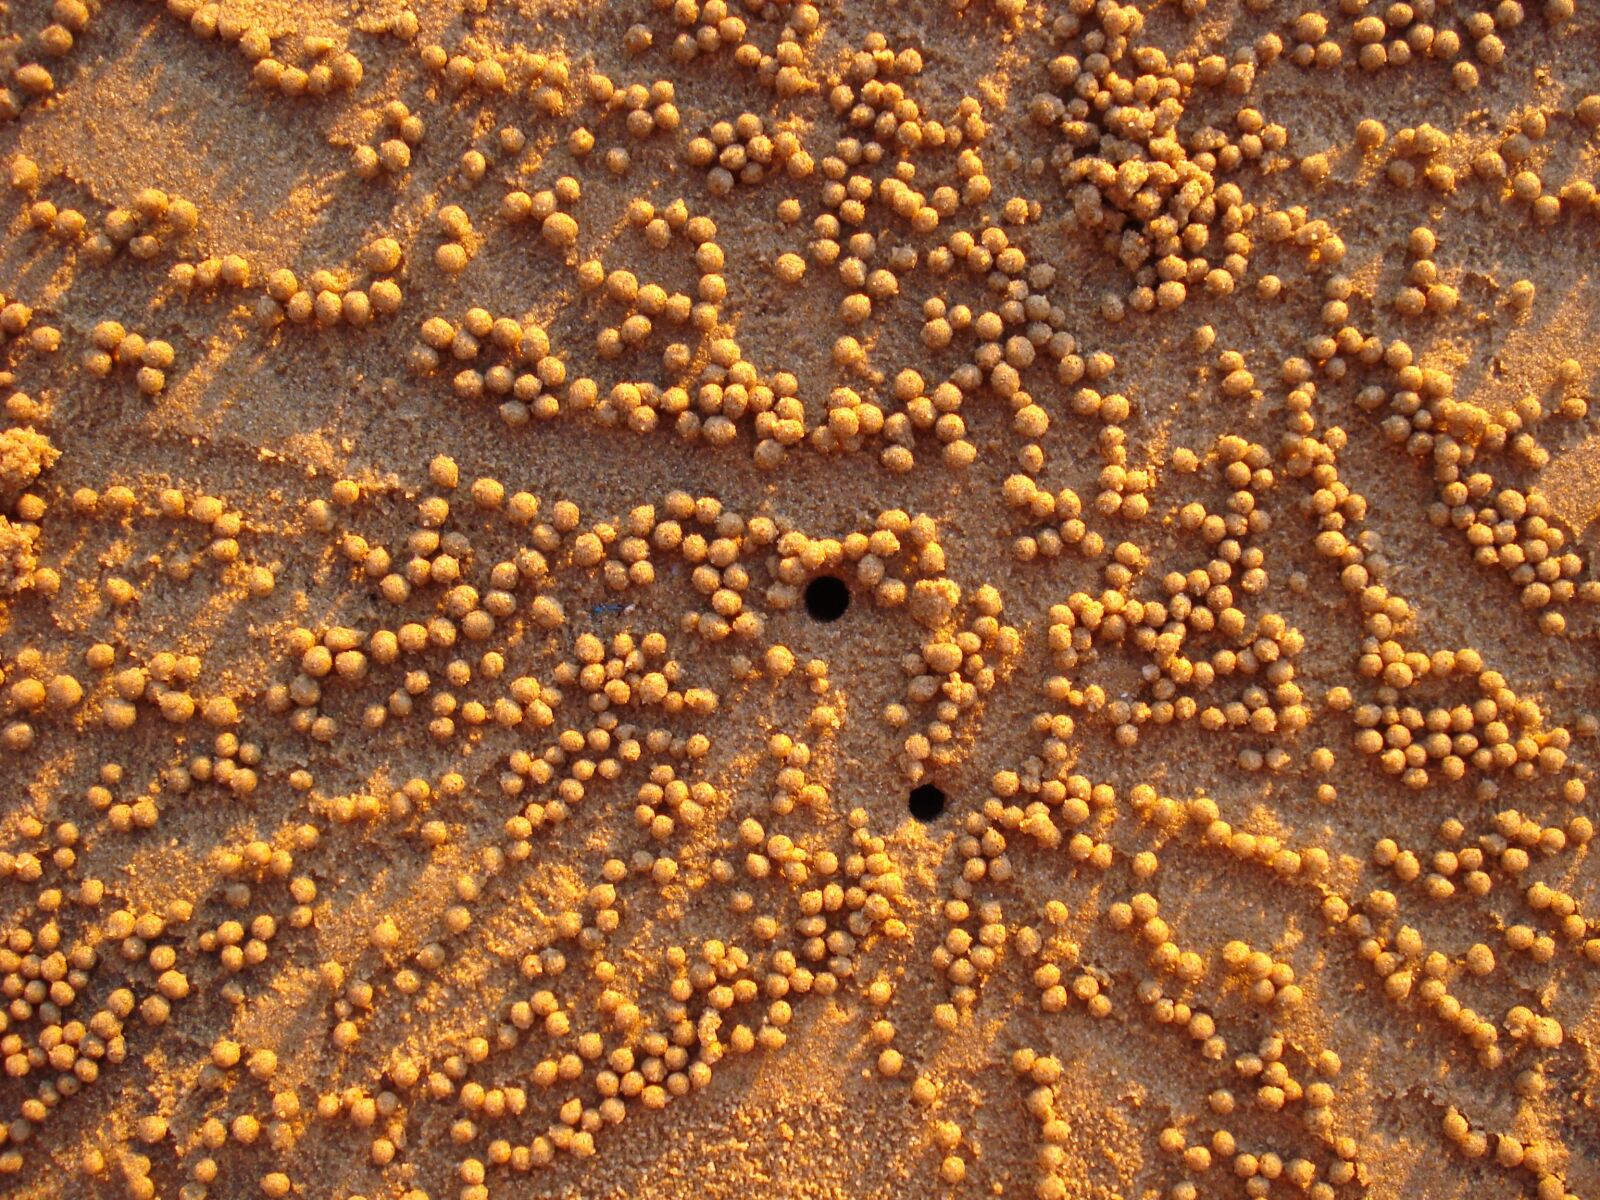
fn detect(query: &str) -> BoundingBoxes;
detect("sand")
[1,1,1598,1198]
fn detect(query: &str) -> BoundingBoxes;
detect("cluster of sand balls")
[10,162,200,263]
[0,1,95,118]
[83,322,174,397]
[251,263,403,330]
[97,456,1568,1198]
[0,425,56,594]
[353,100,424,179]
[203,473,936,1188]
[153,0,364,98]
[0,0,1597,1197]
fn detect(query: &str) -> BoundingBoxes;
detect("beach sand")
[1,1,1598,1197]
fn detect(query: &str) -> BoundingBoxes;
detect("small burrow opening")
[908,783,947,822]
[804,575,850,623]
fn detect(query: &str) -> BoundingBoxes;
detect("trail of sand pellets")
[0,1,1598,1198]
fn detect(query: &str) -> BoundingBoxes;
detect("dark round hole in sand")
[908,783,947,822]
[804,575,850,623]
